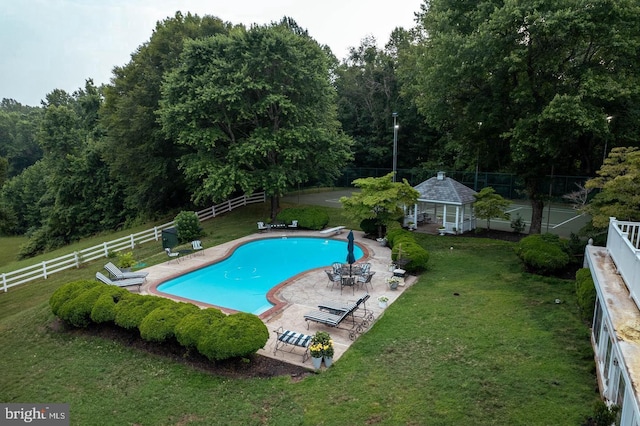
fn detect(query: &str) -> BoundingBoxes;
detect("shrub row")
[385,228,429,273]
[514,233,571,275]
[276,207,329,230]
[575,268,596,323]
[50,280,269,361]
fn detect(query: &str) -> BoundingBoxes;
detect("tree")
[340,173,419,238]
[101,12,231,218]
[159,19,353,219]
[334,32,438,173]
[585,146,640,228]
[473,187,510,230]
[401,0,640,234]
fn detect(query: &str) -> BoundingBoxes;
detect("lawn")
[0,203,598,425]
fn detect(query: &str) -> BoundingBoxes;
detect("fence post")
[103,242,109,257]
[42,261,48,280]
[211,205,216,218]
[2,274,6,292]
[130,234,135,249]
[74,251,80,268]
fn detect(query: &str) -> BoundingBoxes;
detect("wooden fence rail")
[1,192,266,292]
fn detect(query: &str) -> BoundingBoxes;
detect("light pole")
[603,115,613,163]
[392,112,399,182]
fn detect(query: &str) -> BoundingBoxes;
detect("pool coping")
[140,230,416,370]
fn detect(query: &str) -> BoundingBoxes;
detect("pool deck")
[139,230,416,370]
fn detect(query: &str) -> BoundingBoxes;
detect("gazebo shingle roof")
[414,173,477,205]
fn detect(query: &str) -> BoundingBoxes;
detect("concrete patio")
[139,229,416,370]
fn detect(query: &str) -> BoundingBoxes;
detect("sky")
[1,0,423,107]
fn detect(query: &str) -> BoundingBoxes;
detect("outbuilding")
[406,171,477,234]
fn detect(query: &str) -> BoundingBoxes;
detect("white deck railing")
[607,217,640,308]
[0,192,266,292]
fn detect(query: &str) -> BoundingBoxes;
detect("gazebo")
[405,171,477,234]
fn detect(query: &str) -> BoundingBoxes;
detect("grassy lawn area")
[0,203,597,425]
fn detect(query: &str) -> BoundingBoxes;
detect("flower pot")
[323,356,333,368]
[378,301,388,309]
[389,282,399,290]
[311,356,322,370]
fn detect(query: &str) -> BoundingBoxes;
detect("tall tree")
[159,19,353,218]
[335,31,437,173]
[402,0,640,233]
[101,12,231,218]
[0,99,43,178]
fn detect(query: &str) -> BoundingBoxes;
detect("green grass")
[0,203,597,425]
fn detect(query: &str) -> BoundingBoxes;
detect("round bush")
[90,286,131,324]
[50,280,102,317]
[174,211,203,243]
[197,312,269,361]
[114,294,173,330]
[139,302,200,343]
[515,234,570,275]
[175,308,226,349]
[57,284,108,327]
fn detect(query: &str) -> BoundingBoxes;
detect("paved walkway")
[139,229,416,370]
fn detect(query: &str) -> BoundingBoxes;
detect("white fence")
[1,192,266,292]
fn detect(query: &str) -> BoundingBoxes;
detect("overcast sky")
[1,0,422,106]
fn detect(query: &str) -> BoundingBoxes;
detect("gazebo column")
[443,205,448,228]
[455,207,460,233]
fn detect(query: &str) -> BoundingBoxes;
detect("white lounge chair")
[96,272,144,290]
[104,262,148,281]
[164,247,181,263]
[257,222,269,232]
[191,240,204,256]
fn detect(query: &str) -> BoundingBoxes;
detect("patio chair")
[332,262,343,275]
[360,262,371,275]
[257,221,269,232]
[164,247,181,263]
[273,326,312,363]
[191,240,204,256]
[104,261,148,281]
[357,271,376,291]
[324,269,342,290]
[340,276,356,295]
[288,220,298,229]
[96,271,144,291]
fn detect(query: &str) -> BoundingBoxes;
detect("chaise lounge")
[96,271,144,291]
[104,262,149,281]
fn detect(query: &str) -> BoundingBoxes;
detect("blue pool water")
[156,237,364,315]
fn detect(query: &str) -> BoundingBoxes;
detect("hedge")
[385,229,429,273]
[275,207,329,230]
[175,308,227,349]
[197,312,270,361]
[50,281,269,362]
[575,268,596,323]
[514,233,571,275]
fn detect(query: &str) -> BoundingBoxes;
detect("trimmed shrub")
[174,211,203,243]
[91,286,131,323]
[575,268,596,323]
[139,302,200,343]
[275,207,329,230]
[197,312,269,361]
[57,284,108,327]
[514,233,571,275]
[386,229,429,272]
[114,294,173,330]
[175,308,226,349]
[50,280,102,317]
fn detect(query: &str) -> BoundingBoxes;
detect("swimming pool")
[156,237,364,315]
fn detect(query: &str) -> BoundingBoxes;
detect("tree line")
[0,1,639,258]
